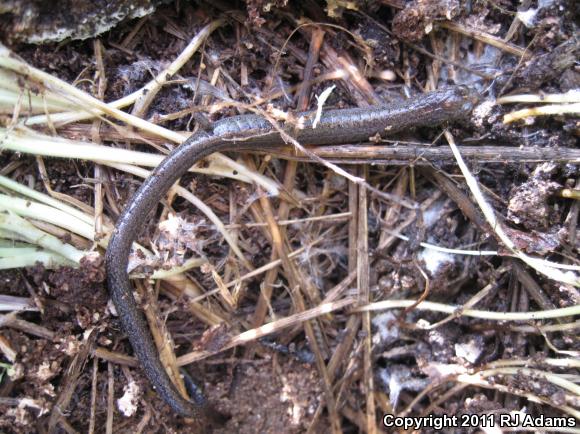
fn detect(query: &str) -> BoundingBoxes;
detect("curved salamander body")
[105,86,479,420]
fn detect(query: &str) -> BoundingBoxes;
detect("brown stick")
[263,144,580,164]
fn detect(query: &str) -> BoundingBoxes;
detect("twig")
[444,130,579,286]
[106,362,114,434]
[0,174,93,225]
[440,21,527,57]
[357,169,377,434]
[190,235,327,303]
[19,20,224,126]
[0,295,34,312]
[456,369,580,419]
[262,144,580,164]
[0,212,85,263]
[105,162,252,269]
[355,299,580,320]
[497,90,580,104]
[503,102,580,123]
[176,297,356,365]
[0,127,277,191]
[88,357,97,434]
[0,334,16,362]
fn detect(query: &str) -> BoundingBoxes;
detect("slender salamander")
[105,86,479,421]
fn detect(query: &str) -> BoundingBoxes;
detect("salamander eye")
[455,85,470,97]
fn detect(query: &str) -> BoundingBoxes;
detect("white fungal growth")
[517,9,539,28]
[117,381,141,417]
[419,246,455,274]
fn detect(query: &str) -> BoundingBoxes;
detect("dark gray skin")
[105,86,479,421]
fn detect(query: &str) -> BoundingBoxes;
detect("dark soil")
[0,0,578,433]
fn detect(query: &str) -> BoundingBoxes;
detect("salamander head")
[448,85,481,114]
